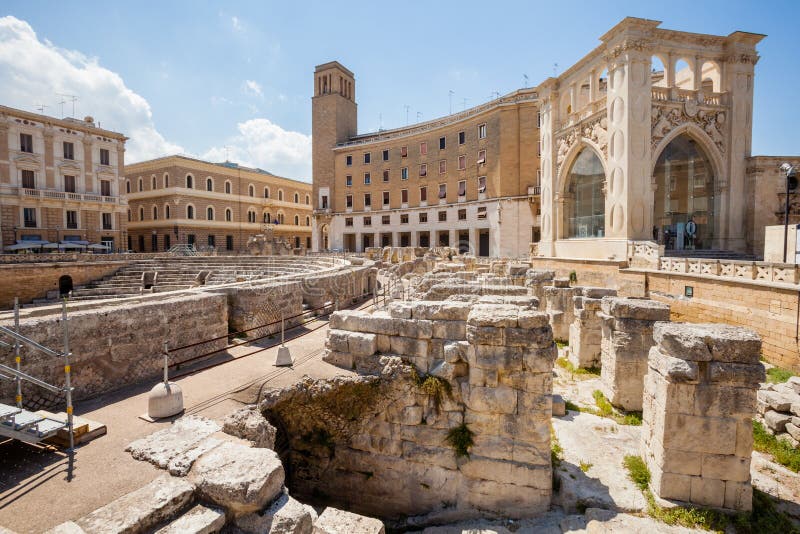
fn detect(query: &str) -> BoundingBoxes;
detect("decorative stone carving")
[651,104,726,154]
[555,115,608,178]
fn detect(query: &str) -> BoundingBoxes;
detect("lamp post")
[781,163,797,264]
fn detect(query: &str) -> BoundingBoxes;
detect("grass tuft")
[622,454,650,491]
[753,420,800,473]
[445,423,474,458]
[766,366,794,384]
[409,365,453,411]
[555,339,569,349]
[579,460,593,472]
[556,357,601,377]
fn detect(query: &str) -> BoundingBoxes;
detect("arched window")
[248,184,255,197]
[207,206,214,220]
[138,178,143,192]
[225,181,232,194]
[165,204,171,219]
[225,208,232,222]
[127,209,131,222]
[294,214,299,225]
[126,180,131,194]
[653,133,716,251]
[265,212,271,223]
[264,186,270,198]
[187,205,194,219]
[278,189,284,201]
[152,206,158,220]
[247,210,256,223]
[186,174,193,189]
[206,178,213,192]
[139,207,144,221]
[294,193,299,203]
[164,173,169,188]
[305,194,310,205]
[565,148,605,238]
[151,176,156,189]
[279,212,285,224]
[305,216,310,226]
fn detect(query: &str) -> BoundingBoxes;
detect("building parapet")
[0,184,125,205]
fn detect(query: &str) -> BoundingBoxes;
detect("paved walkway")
[0,307,361,533]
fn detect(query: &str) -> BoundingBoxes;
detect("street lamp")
[781,163,798,263]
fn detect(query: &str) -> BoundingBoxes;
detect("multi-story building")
[0,105,128,251]
[124,155,313,253]
[311,62,540,257]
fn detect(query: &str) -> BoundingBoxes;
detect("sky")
[1,0,798,182]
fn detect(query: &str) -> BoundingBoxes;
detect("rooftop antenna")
[553,63,559,77]
[404,104,410,125]
[224,145,230,162]
[57,98,66,118]
[416,111,422,123]
[57,94,79,117]
[379,112,383,131]
[34,103,48,114]
[489,91,500,101]
[461,97,468,111]
[523,74,529,88]
[448,90,454,115]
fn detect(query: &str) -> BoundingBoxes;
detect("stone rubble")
[757,377,800,447]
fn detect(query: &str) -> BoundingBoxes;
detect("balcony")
[528,185,541,196]
[0,185,123,204]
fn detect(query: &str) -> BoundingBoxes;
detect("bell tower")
[311,61,357,251]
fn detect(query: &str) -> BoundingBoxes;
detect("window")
[382,170,389,182]
[306,216,310,225]
[100,148,110,165]
[439,160,446,174]
[438,210,447,222]
[152,206,158,220]
[102,213,112,230]
[346,175,352,187]
[187,205,195,219]
[264,212,271,223]
[127,210,131,222]
[226,208,232,221]
[64,175,76,193]
[164,174,169,187]
[382,191,390,206]
[419,164,427,177]
[439,136,446,150]
[139,207,144,221]
[439,183,447,199]
[419,212,428,223]
[537,111,542,128]
[346,194,353,208]
[126,180,131,194]
[208,235,216,248]
[101,180,111,197]
[363,153,371,164]
[346,155,353,166]
[566,148,605,238]
[152,176,156,189]
[138,178,143,192]
[364,172,371,185]
[226,235,234,251]
[294,215,299,225]
[401,189,408,203]
[382,215,390,225]
[364,193,371,207]
[186,175,193,188]
[23,207,36,227]
[66,210,78,229]
[226,181,232,194]
[20,133,33,153]
[63,142,74,160]
[400,146,408,158]
[458,155,466,170]
[247,210,256,223]
[458,209,467,221]
[207,207,214,220]
[305,195,310,205]
[294,193,299,203]
[477,207,487,220]
[165,205,170,219]
[248,184,255,197]
[382,149,389,161]
[477,149,486,164]
[420,186,427,202]
[261,186,268,198]
[458,131,465,145]
[400,214,409,224]
[401,167,408,180]
[364,216,372,226]
[536,169,542,185]
[278,190,284,201]
[21,170,35,189]
[478,123,487,139]
[321,195,328,209]
[206,178,213,191]
[478,176,487,193]
[420,142,427,155]
[345,217,353,227]
[458,180,466,197]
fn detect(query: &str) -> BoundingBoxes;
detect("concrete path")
[0,306,361,533]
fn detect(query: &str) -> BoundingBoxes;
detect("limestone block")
[758,390,794,412]
[553,278,570,288]
[431,320,466,340]
[648,348,699,383]
[313,507,385,534]
[376,334,391,353]
[167,438,222,477]
[189,441,285,514]
[786,422,800,441]
[777,432,800,448]
[466,386,517,414]
[477,295,539,309]
[708,362,765,387]
[653,322,761,364]
[552,394,566,416]
[460,458,550,488]
[126,416,221,470]
[154,504,226,534]
[398,319,433,339]
[75,475,195,534]
[326,330,350,353]
[412,300,472,321]
[347,332,377,357]
[517,310,550,329]
[689,477,725,508]
[223,407,277,449]
[429,360,467,381]
[389,336,429,359]
[466,325,505,346]
[464,479,550,518]
[44,523,85,534]
[328,310,371,332]
[787,376,800,395]
[322,350,354,369]
[443,341,468,363]
[724,480,753,512]
[234,492,315,534]
[582,287,617,299]
[701,453,751,482]
[467,304,519,328]
[694,386,756,417]
[601,297,670,322]
[662,414,737,455]
[649,469,692,501]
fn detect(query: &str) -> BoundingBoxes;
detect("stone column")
[536,81,557,257]
[641,322,764,511]
[567,287,618,369]
[543,279,581,342]
[598,297,670,410]
[524,269,554,305]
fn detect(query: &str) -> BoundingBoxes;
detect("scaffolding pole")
[61,299,74,452]
[14,297,21,409]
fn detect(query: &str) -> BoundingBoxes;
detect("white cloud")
[203,119,311,182]
[0,16,181,163]
[231,16,242,32]
[242,79,262,97]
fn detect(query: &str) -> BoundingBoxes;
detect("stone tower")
[311,62,357,251]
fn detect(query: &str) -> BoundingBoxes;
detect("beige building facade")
[0,105,128,251]
[124,155,313,253]
[311,62,541,257]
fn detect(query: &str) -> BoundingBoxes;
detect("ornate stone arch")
[556,139,609,196]
[650,122,724,184]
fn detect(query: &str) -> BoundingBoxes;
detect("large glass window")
[653,134,715,251]
[566,148,605,238]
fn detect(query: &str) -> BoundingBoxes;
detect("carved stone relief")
[651,103,726,154]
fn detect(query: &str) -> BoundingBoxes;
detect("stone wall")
[641,322,764,511]
[0,292,228,403]
[0,261,127,310]
[529,257,641,295]
[208,281,304,338]
[567,287,618,369]
[261,300,557,525]
[300,264,375,310]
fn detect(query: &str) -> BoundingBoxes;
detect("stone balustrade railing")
[626,240,662,268]
[657,257,800,285]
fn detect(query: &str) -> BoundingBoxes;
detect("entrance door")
[458,230,470,254]
[59,275,73,296]
[479,230,490,257]
[419,232,430,248]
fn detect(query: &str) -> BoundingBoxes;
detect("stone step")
[153,504,225,534]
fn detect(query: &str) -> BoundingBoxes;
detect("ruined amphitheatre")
[1,14,800,534]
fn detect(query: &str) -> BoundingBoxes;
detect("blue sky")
[1,0,798,180]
